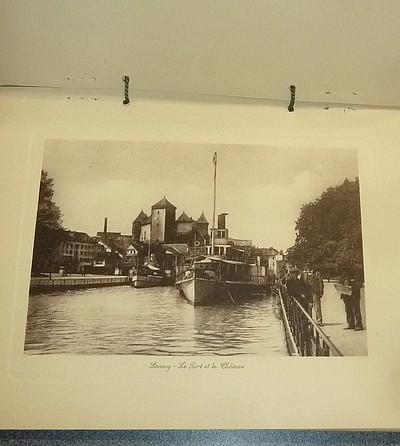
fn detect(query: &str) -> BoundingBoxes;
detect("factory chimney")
[103,217,108,240]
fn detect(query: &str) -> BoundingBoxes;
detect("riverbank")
[30,274,130,294]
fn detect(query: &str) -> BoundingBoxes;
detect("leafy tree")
[287,178,364,278]
[31,171,66,275]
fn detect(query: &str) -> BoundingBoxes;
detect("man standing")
[340,272,364,331]
[300,265,313,316]
[303,263,324,326]
[286,267,307,311]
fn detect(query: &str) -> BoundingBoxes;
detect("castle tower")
[176,211,194,235]
[132,210,148,241]
[195,211,209,238]
[150,197,176,243]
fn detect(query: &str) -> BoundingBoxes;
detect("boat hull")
[177,277,221,306]
[176,276,270,305]
[131,275,164,288]
[224,280,269,298]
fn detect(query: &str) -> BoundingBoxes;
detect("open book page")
[0,93,399,429]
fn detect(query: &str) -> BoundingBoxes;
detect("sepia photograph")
[25,140,367,357]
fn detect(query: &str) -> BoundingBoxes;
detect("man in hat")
[339,271,364,331]
[302,263,324,326]
[286,266,308,311]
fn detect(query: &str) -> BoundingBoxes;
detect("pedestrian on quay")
[299,265,313,316]
[286,267,308,311]
[339,271,364,331]
[301,263,324,325]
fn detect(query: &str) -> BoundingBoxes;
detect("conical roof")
[133,209,148,223]
[196,211,208,224]
[152,196,176,210]
[177,212,194,223]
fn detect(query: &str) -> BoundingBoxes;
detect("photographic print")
[24,140,367,357]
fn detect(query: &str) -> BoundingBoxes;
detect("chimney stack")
[103,217,108,240]
[218,213,228,229]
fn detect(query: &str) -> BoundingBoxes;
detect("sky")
[42,140,359,251]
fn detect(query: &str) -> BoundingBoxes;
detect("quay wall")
[30,276,130,294]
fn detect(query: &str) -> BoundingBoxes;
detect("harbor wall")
[29,276,130,294]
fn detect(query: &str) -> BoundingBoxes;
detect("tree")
[287,178,364,278]
[31,171,66,275]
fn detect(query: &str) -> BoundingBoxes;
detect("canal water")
[24,286,288,356]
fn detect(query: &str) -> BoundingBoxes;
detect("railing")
[277,284,342,357]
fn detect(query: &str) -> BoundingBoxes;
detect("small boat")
[131,264,165,288]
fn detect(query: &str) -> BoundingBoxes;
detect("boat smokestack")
[218,213,228,229]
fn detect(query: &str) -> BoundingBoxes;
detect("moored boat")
[175,152,270,305]
[175,256,269,305]
[175,258,220,305]
[131,264,165,288]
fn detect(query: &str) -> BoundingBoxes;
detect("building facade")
[58,231,104,271]
[133,198,210,248]
[139,216,152,243]
[132,210,148,241]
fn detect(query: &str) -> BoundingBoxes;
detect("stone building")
[252,247,284,274]
[176,211,194,236]
[150,196,177,243]
[58,231,104,272]
[139,215,152,243]
[131,210,148,242]
[132,198,209,248]
[195,212,209,239]
[134,197,177,243]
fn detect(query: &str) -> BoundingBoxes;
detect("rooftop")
[177,212,194,223]
[133,209,148,223]
[152,196,177,210]
[196,212,208,224]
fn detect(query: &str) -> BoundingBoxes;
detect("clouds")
[44,140,359,250]
[224,171,326,248]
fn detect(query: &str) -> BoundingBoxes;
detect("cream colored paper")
[1,91,399,429]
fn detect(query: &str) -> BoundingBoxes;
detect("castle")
[131,196,210,246]
[95,196,284,275]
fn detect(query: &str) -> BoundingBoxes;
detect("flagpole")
[211,152,217,256]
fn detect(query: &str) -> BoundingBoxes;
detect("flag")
[212,152,217,165]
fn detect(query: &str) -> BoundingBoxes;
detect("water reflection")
[25,286,288,356]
